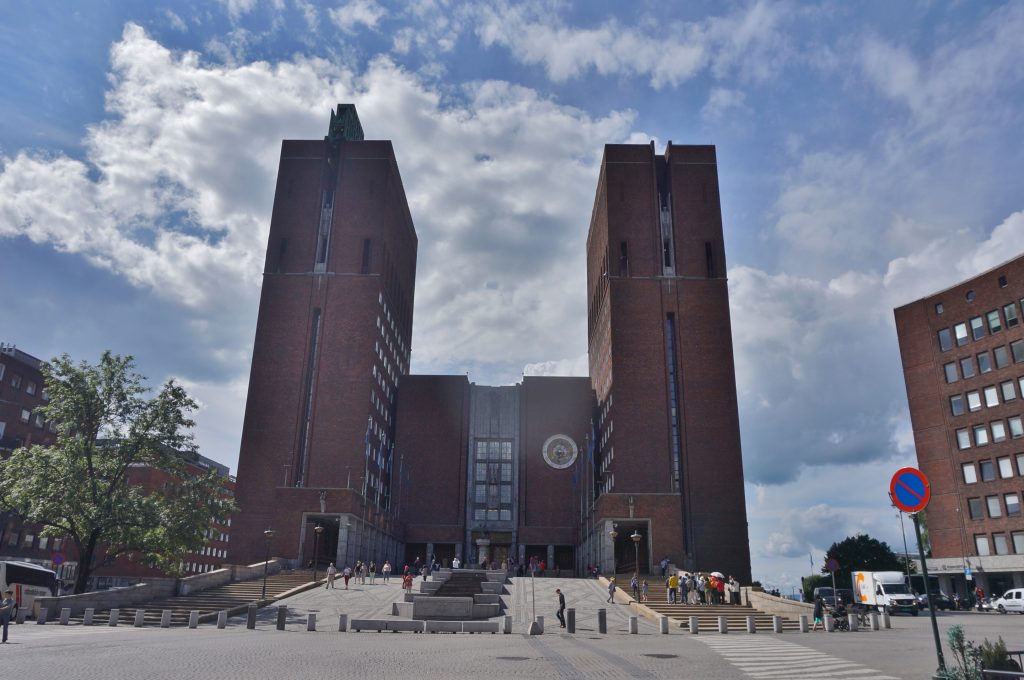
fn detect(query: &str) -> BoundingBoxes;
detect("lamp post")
[261,528,275,600]
[312,524,324,581]
[609,524,618,575]
[631,530,642,578]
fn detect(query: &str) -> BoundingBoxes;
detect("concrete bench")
[462,621,499,634]
[425,621,463,633]
[386,620,424,633]
[473,594,501,605]
[351,619,388,632]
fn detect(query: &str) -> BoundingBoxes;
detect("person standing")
[382,560,392,583]
[812,595,825,632]
[667,572,678,604]
[729,576,740,605]
[369,561,377,585]
[631,574,639,602]
[660,556,669,577]
[607,577,616,603]
[555,588,566,628]
[0,591,13,643]
[640,579,649,603]
[342,565,352,589]
[452,555,461,569]
[325,562,337,589]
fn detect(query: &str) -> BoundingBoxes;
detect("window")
[998,456,1013,478]
[20,409,30,423]
[961,357,976,379]
[993,534,1009,555]
[1002,380,1017,401]
[1010,416,1024,438]
[0,364,4,381]
[977,352,992,373]
[955,323,969,346]
[999,275,1009,288]
[1019,453,1024,475]
[988,495,1003,518]
[705,242,716,278]
[936,302,945,314]
[970,317,986,340]
[987,310,1003,333]
[1006,493,1021,517]
[956,429,971,449]
[360,238,372,274]
[980,460,995,481]
[975,535,990,556]
[992,421,1007,442]
[967,391,982,411]
[968,498,984,519]
[25,381,36,395]
[939,329,953,352]
[944,362,958,383]
[950,395,965,416]
[1014,532,1024,554]
[962,463,977,484]
[33,414,44,428]
[1010,340,1024,364]
[619,241,629,276]
[1005,303,1019,328]
[984,386,999,408]
[974,424,989,446]
[10,374,21,389]
[38,537,48,550]
[994,346,1010,369]
[22,534,34,548]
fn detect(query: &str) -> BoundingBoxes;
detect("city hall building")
[230,105,751,582]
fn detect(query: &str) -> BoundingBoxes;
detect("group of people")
[324,560,394,589]
[605,571,742,605]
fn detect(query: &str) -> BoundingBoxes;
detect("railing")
[982,671,1024,679]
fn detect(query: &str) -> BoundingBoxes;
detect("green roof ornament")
[327,104,364,143]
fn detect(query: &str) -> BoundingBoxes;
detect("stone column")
[603,520,617,574]
[336,518,351,567]
[476,538,491,567]
[426,543,435,563]
[518,544,526,565]
[455,542,463,563]
[547,545,555,573]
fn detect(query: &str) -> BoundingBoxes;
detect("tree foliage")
[0,352,236,593]
[821,533,912,591]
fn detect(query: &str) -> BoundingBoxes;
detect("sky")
[2,0,1024,591]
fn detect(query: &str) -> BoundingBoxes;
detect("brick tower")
[231,105,416,566]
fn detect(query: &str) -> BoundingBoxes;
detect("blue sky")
[3,1,1024,589]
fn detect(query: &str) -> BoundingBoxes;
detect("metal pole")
[913,513,946,677]
[531,566,536,622]
[261,539,270,600]
[892,495,912,582]
[312,526,320,581]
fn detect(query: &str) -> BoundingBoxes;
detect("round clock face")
[542,434,578,469]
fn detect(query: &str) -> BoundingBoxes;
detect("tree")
[0,352,236,594]
[822,533,911,592]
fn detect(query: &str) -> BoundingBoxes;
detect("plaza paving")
[0,576,1021,679]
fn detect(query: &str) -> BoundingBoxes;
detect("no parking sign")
[889,467,931,513]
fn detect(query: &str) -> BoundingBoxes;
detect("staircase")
[626,581,800,632]
[69,570,315,627]
[435,571,487,597]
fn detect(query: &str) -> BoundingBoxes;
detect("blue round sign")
[889,467,931,513]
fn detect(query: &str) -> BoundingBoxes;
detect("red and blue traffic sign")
[890,467,931,513]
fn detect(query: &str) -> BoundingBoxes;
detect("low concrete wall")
[178,568,232,596]
[33,579,177,618]
[744,588,812,619]
[232,559,284,582]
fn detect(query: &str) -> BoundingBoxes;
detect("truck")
[851,571,919,616]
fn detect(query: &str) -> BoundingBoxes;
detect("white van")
[852,570,919,615]
[993,588,1024,614]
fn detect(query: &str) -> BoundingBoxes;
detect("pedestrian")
[729,576,740,605]
[0,590,14,643]
[716,576,726,605]
[812,596,824,632]
[402,572,413,593]
[640,579,649,603]
[607,577,616,603]
[325,562,337,589]
[631,574,639,601]
[382,560,392,583]
[369,561,377,584]
[667,572,678,604]
[452,555,461,569]
[342,565,352,589]
[660,556,669,577]
[556,588,566,628]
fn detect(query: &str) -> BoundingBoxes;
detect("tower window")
[361,239,372,274]
[619,242,629,277]
[705,242,716,278]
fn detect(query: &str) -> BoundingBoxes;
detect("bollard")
[659,615,669,634]
[718,616,728,634]
[109,609,120,626]
[338,614,348,632]
[307,613,316,631]
[134,610,145,628]
[528,620,542,635]
[848,613,858,632]
[16,609,27,625]
[534,615,544,634]
[689,615,699,634]
[84,608,95,626]
[798,615,808,633]
[598,608,607,634]
[161,610,172,628]
[567,608,575,634]
[217,611,227,629]
[277,606,287,631]
[246,604,257,630]
[37,608,48,625]
[882,611,891,629]
[189,611,199,629]
[60,608,71,626]
[628,616,638,634]
[870,612,879,631]
[746,615,756,634]
[824,614,834,633]
[772,616,783,634]
[503,615,512,634]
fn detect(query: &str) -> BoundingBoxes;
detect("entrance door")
[303,516,339,569]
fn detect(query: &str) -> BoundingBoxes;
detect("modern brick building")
[231,107,751,583]
[895,256,1024,596]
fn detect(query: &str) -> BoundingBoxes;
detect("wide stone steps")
[624,583,801,631]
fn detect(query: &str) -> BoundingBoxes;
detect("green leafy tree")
[0,352,236,594]
[802,573,831,602]
[821,533,911,591]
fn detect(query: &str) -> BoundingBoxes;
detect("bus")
[0,562,58,619]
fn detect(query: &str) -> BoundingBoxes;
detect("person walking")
[369,561,377,585]
[555,588,566,628]
[0,590,14,643]
[660,556,669,577]
[607,577,616,603]
[667,572,678,604]
[342,565,352,589]
[640,579,649,603]
[630,574,639,602]
[325,562,337,589]
[402,572,414,593]
[812,596,825,632]
[382,560,392,583]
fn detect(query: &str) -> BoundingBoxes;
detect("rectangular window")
[980,460,995,481]
[705,242,716,278]
[962,463,977,484]
[993,534,1009,555]
[968,497,984,520]
[936,302,945,314]
[1014,532,1024,554]
[360,238,372,274]
[961,357,976,379]
[1012,340,1024,363]
[974,424,989,446]
[10,374,21,389]
[998,456,1013,478]
[984,386,999,407]
[475,484,486,502]
[1010,416,1024,438]
[975,535,990,556]
[1019,453,1024,475]
[499,509,511,521]
[944,362,958,383]
[23,534,34,548]
[1001,380,1016,402]
[992,420,1007,442]
[977,352,992,373]
[988,495,1003,518]
[956,429,971,449]
[20,409,30,423]
[955,323,969,346]
[33,414,44,428]
[967,391,981,411]
[26,381,36,395]
[619,241,629,277]
[987,310,1002,333]
[950,395,965,416]
[1005,303,1019,328]
[939,329,953,351]
[474,508,485,520]
[970,317,986,340]
[1006,493,1021,517]
[994,346,1010,369]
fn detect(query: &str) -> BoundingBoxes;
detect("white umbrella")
[710,571,725,579]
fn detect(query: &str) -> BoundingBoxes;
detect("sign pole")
[912,512,945,678]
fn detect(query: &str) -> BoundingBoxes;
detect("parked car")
[993,588,1024,614]
[916,591,953,611]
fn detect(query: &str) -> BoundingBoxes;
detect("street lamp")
[312,524,324,581]
[261,528,275,600]
[608,524,618,575]
[631,530,642,578]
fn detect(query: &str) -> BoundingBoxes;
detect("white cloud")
[328,0,386,34]
[163,9,188,32]
[523,353,589,378]
[701,87,747,122]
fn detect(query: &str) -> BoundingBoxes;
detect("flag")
[364,417,372,458]
[809,552,813,569]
